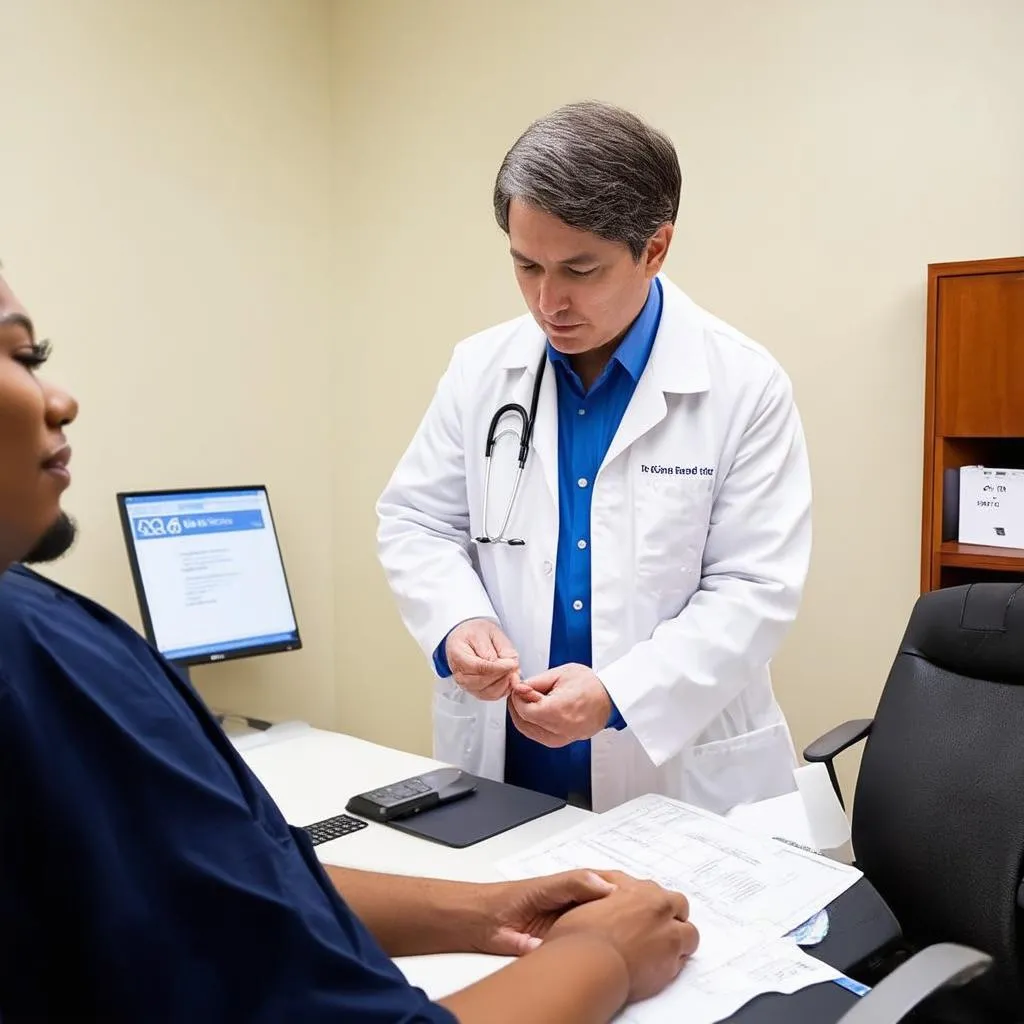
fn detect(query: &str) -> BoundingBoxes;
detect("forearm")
[440,936,629,1024]
[325,866,486,957]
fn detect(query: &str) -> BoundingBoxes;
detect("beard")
[23,511,78,565]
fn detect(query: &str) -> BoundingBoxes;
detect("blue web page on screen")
[124,489,298,661]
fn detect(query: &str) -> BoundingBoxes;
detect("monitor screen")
[117,486,301,666]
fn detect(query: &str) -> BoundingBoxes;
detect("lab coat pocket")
[683,721,796,815]
[634,475,712,594]
[431,687,482,772]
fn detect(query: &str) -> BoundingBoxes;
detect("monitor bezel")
[115,484,303,669]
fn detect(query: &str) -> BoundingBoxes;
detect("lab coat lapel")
[601,369,667,472]
[600,276,711,473]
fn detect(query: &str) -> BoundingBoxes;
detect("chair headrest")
[903,582,1024,685]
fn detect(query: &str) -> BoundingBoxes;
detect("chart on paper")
[498,794,860,939]
[496,794,861,1023]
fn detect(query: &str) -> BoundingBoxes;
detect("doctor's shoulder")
[691,302,799,410]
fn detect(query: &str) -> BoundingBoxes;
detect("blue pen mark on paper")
[786,908,830,946]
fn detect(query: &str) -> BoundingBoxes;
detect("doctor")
[377,100,812,815]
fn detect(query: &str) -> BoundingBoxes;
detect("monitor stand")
[176,663,274,732]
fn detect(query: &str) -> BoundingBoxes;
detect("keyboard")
[302,813,369,846]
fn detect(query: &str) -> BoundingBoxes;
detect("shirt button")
[577,408,586,416]
[572,599,584,611]
[542,560,553,576]
[577,477,588,489]
[577,539,588,550]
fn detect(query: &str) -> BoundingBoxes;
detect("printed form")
[496,794,863,1024]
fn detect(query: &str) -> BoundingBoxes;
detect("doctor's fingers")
[454,664,518,699]
[450,651,519,680]
[510,680,543,704]
[465,624,519,663]
[518,668,560,696]
[473,673,517,701]
[508,701,570,748]
[484,628,519,662]
[456,674,508,700]
[511,693,576,734]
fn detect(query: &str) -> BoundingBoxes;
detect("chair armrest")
[837,943,992,1024]
[804,718,874,762]
[803,718,873,809]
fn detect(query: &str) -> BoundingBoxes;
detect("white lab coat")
[376,275,812,814]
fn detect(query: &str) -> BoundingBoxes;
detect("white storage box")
[958,466,1024,549]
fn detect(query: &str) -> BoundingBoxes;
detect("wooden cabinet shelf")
[921,257,1024,592]
[938,542,1024,572]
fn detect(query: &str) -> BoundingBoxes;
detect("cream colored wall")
[0,0,338,727]
[331,0,1024,785]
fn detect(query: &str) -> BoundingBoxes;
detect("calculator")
[301,813,369,846]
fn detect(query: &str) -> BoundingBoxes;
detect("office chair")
[838,944,991,1023]
[805,582,1024,1022]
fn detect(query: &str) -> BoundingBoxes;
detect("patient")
[0,270,698,1023]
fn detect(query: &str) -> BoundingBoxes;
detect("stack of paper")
[495,793,862,1024]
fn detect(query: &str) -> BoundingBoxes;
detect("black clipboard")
[384,774,566,848]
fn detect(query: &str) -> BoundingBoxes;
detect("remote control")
[346,767,477,822]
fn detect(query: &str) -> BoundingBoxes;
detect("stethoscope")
[474,351,548,547]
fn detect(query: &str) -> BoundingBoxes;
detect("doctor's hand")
[445,618,521,701]
[508,663,612,747]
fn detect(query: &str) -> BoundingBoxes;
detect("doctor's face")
[507,199,672,356]
[0,274,78,568]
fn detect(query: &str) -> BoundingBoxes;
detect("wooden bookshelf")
[938,541,1024,572]
[921,257,1024,591]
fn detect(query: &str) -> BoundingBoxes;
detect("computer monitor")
[117,485,302,669]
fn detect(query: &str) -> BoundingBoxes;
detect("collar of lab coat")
[498,273,711,395]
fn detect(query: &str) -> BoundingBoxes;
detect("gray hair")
[493,101,681,261]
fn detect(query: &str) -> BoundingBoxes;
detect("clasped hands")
[444,618,612,746]
[476,869,699,1002]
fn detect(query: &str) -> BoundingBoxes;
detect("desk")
[236,723,590,881]
[237,724,897,1022]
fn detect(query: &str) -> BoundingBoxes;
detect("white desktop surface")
[235,723,591,882]
[236,723,818,1003]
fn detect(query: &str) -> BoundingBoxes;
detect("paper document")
[497,794,861,1023]
[619,939,841,1024]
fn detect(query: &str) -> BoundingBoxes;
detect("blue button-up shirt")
[504,279,663,806]
[435,280,663,807]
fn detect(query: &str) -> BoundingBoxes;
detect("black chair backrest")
[852,582,1024,1015]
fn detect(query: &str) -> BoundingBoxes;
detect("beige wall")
[331,0,1024,785]
[3,1,1023,792]
[0,0,338,727]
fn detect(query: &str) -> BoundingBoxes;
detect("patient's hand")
[471,870,617,956]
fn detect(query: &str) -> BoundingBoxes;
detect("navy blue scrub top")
[0,564,455,1023]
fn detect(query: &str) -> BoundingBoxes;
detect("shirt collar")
[546,277,663,383]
